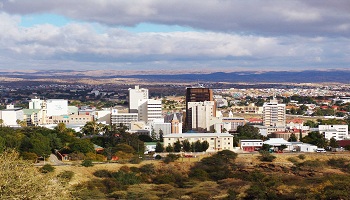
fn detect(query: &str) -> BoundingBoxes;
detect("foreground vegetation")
[51,151,350,200]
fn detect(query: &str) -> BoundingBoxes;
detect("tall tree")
[288,133,298,142]
[165,144,174,152]
[329,137,339,148]
[182,139,191,152]
[174,140,182,152]
[201,141,210,152]
[155,142,164,153]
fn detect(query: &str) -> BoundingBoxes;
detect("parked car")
[316,148,326,153]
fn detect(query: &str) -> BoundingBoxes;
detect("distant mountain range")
[0,70,349,83]
[113,70,350,83]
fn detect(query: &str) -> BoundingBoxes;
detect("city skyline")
[0,1,349,71]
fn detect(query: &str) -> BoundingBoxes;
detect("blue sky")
[0,0,349,72]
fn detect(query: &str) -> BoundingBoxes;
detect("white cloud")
[1,0,350,36]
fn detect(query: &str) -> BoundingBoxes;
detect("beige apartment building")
[263,99,286,127]
[163,133,234,152]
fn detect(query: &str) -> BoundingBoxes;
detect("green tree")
[20,133,51,158]
[236,124,261,139]
[81,120,104,135]
[301,131,328,148]
[155,142,164,153]
[165,144,174,152]
[304,120,318,128]
[173,140,182,152]
[69,139,95,154]
[182,140,191,152]
[201,141,210,152]
[194,140,202,152]
[329,137,339,148]
[288,133,298,142]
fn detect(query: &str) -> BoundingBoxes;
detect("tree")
[81,120,104,135]
[165,144,174,152]
[159,129,164,142]
[20,133,51,158]
[304,120,318,128]
[182,140,191,152]
[236,124,261,139]
[150,129,157,141]
[69,139,95,154]
[194,140,202,152]
[173,140,182,152]
[301,131,328,148]
[329,137,339,148]
[201,141,210,152]
[288,133,298,142]
[155,142,164,153]
[55,123,67,133]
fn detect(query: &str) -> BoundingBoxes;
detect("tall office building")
[187,101,215,132]
[185,87,214,131]
[128,85,149,113]
[263,99,286,127]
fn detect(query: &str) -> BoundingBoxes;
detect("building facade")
[129,85,149,113]
[163,133,234,152]
[263,99,286,127]
[318,125,349,140]
[187,101,215,132]
[138,99,162,124]
[185,87,213,130]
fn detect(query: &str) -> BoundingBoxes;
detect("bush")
[328,158,347,169]
[58,171,74,182]
[164,154,180,164]
[40,164,55,173]
[93,169,112,178]
[140,164,156,174]
[155,155,162,160]
[129,156,142,164]
[298,154,306,160]
[259,151,276,162]
[287,157,299,164]
[81,159,94,167]
[21,152,38,163]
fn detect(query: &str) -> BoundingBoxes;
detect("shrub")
[258,151,276,162]
[40,164,55,173]
[299,159,324,169]
[81,159,94,167]
[287,157,299,164]
[327,158,347,169]
[21,152,38,163]
[140,164,156,174]
[298,154,306,160]
[93,169,112,178]
[164,154,180,164]
[189,168,209,181]
[129,156,142,164]
[58,171,74,182]
[155,155,162,160]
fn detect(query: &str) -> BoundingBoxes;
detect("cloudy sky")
[0,0,349,72]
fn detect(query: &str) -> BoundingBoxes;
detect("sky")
[0,0,350,72]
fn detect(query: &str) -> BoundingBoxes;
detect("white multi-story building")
[111,109,138,129]
[0,105,24,127]
[318,125,349,140]
[187,101,215,132]
[29,98,44,109]
[163,133,234,152]
[129,85,149,113]
[138,99,162,124]
[46,99,68,117]
[263,99,286,127]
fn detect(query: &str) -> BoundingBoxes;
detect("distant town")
[2,79,350,153]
